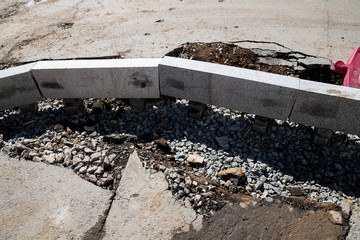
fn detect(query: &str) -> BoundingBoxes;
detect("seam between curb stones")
[29,65,44,99]
[287,81,301,120]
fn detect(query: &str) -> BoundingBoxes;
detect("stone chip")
[187,154,205,166]
[218,168,245,179]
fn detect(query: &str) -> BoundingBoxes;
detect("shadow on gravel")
[1,97,359,199]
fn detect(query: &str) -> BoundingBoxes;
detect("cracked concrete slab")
[103,151,202,240]
[0,0,359,63]
[0,152,113,240]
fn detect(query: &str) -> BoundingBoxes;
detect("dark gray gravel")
[1,97,359,208]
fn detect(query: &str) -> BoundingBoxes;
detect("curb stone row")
[1,57,360,135]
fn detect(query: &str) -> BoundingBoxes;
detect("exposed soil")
[166,42,343,85]
[173,199,345,240]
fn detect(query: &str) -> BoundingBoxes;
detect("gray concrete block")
[32,59,161,99]
[159,57,300,120]
[0,63,42,111]
[252,124,268,135]
[289,79,360,135]
[129,98,148,112]
[253,116,271,134]
[63,98,83,114]
[19,103,38,113]
[188,101,206,118]
[314,127,333,139]
[312,135,330,146]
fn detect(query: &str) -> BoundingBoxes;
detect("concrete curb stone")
[0,63,42,111]
[31,59,161,99]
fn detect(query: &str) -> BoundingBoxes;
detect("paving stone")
[159,57,299,120]
[0,153,113,240]
[0,63,42,111]
[290,79,360,135]
[103,151,202,240]
[32,59,160,99]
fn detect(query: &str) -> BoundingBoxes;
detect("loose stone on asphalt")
[0,152,113,240]
[103,151,202,240]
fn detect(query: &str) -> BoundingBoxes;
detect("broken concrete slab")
[289,79,360,135]
[0,152,113,240]
[0,63,42,111]
[103,151,202,240]
[159,56,299,120]
[32,59,160,99]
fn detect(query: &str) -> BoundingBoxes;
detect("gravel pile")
[1,97,359,215]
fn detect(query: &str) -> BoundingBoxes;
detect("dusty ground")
[0,0,359,63]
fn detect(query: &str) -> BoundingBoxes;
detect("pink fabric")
[331,46,360,88]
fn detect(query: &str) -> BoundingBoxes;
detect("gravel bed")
[1,97,359,217]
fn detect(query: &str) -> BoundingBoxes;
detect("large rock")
[103,151,202,240]
[0,153,113,240]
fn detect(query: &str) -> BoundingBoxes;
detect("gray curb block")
[1,57,360,135]
[32,59,160,99]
